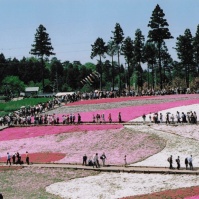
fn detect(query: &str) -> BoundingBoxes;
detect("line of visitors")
[147,111,197,124]
[167,155,193,170]
[0,98,61,126]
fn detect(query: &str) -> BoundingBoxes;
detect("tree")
[91,37,107,90]
[143,41,157,89]
[107,40,118,91]
[0,53,7,83]
[193,25,199,75]
[49,58,64,92]
[176,29,194,88]
[66,63,80,90]
[160,42,173,87]
[121,37,134,93]
[30,24,55,92]
[2,76,25,97]
[148,4,173,89]
[134,29,145,90]
[111,23,124,95]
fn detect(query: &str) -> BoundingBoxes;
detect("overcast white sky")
[0,0,198,65]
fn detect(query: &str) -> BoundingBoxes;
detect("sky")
[0,0,199,65]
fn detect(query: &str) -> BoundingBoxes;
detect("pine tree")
[107,40,119,91]
[111,23,124,95]
[134,29,145,90]
[193,25,199,75]
[148,4,173,89]
[176,29,194,88]
[91,37,107,91]
[30,24,55,92]
[121,37,134,93]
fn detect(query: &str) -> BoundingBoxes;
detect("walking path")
[0,126,7,131]
[0,162,198,175]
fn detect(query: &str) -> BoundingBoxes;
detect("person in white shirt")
[188,155,193,170]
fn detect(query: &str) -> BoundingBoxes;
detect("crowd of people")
[62,87,195,103]
[0,98,61,126]
[167,155,193,170]
[143,110,197,124]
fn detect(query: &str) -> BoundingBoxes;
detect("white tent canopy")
[55,92,75,97]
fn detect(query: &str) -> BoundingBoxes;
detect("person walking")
[166,113,170,124]
[124,155,127,167]
[176,111,181,123]
[118,112,122,123]
[100,152,107,167]
[160,113,163,123]
[108,113,112,123]
[82,154,87,166]
[12,153,16,164]
[189,155,193,170]
[142,114,146,123]
[185,157,189,170]
[176,156,180,170]
[6,152,11,166]
[93,153,100,168]
[167,155,173,169]
[26,151,29,165]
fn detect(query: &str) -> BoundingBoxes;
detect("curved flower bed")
[0,152,66,163]
[66,96,155,106]
[0,128,165,165]
[66,94,198,106]
[54,98,199,123]
[0,124,122,141]
[1,94,199,198]
[185,196,199,199]
[46,172,199,199]
[121,186,199,199]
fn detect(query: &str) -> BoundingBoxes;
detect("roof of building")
[25,87,39,92]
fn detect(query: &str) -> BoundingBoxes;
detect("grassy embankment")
[0,98,52,117]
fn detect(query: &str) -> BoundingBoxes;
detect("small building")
[25,87,39,97]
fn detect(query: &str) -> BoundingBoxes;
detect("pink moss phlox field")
[1,97,199,141]
[0,129,164,165]
[0,124,122,141]
[185,196,199,199]
[66,94,197,106]
[66,96,154,106]
[58,99,199,123]
[55,129,164,165]
[0,152,65,163]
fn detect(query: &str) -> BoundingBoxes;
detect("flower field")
[0,152,65,163]
[0,94,199,198]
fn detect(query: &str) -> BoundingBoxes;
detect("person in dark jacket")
[168,155,173,169]
[82,154,87,166]
[185,157,189,170]
[176,156,180,170]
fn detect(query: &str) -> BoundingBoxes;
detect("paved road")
[0,162,198,175]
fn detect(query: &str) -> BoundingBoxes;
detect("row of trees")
[91,4,199,94]
[0,4,199,97]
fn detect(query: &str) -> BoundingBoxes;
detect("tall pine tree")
[91,37,107,91]
[111,23,124,94]
[30,24,55,92]
[148,4,173,89]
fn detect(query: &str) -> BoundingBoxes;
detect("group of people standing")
[82,153,107,167]
[148,111,197,124]
[92,112,122,123]
[167,155,193,170]
[6,151,29,165]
